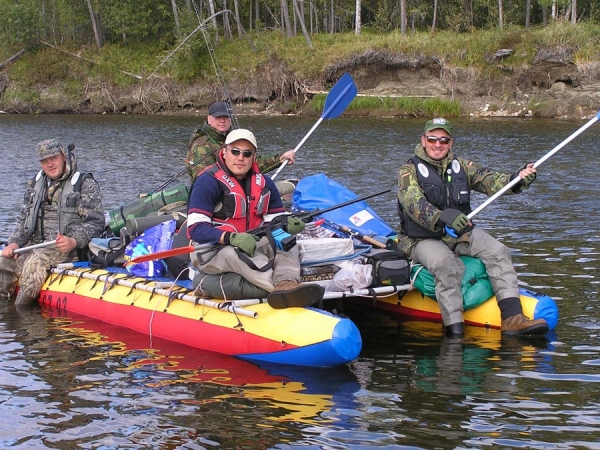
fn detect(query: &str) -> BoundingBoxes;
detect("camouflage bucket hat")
[36,138,65,161]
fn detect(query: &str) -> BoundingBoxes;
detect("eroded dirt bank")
[1,48,599,119]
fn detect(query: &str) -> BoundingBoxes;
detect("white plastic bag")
[326,263,373,292]
[297,238,354,263]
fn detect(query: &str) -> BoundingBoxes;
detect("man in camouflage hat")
[0,138,105,305]
[186,101,296,183]
[397,118,547,338]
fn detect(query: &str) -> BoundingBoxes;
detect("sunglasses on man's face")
[228,148,255,158]
[424,136,452,144]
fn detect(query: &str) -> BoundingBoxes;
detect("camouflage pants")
[0,247,71,299]
[410,227,519,326]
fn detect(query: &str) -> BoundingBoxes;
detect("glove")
[439,209,473,237]
[510,163,537,191]
[285,216,305,235]
[228,232,259,257]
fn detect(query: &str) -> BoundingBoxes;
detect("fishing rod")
[200,22,239,130]
[129,188,391,264]
[151,145,224,194]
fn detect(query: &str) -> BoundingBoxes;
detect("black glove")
[439,209,473,237]
[510,163,537,192]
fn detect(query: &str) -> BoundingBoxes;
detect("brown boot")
[267,280,324,309]
[501,314,548,336]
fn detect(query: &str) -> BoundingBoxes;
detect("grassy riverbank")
[1,23,599,117]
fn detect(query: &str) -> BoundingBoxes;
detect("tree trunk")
[292,0,312,47]
[0,49,26,70]
[281,0,293,36]
[330,0,334,33]
[525,0,531,29]
[497,0,504,29]
[85,0,104,49]
[355,0,361,35]
[207,0,220,42]
[400,0,407,35]
[233,0,243,36]
[256,0,260,28]
[432,0,438,33]
[571,0,577,24]
[223,1,233,40]
[464,0,473,28]
[170,0,181,37]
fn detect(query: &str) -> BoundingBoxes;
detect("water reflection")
[1,114,600,447]
[349,309,600,448]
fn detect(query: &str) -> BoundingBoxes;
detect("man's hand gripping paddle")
[444,111,600,238]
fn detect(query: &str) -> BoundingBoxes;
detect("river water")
[0,113,599,449]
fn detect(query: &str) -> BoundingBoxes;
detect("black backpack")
[367,249,411,287]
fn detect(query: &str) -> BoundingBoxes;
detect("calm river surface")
[0,113,599,449]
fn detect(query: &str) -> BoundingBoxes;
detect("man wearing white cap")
[186,128,324,307]
[186,101,296,183]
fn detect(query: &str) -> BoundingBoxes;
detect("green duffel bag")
[411,256,494,310]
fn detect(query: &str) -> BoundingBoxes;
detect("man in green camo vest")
[397,118,548,338]
[0,138,105,305]
[186,101,296,183]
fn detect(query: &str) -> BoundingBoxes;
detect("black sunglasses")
[228,148,255,158]
[425,136,452,144]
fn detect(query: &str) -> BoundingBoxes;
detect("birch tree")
[170,0,181,37]
[292,0,313,47]
[400,0,407,34]
[281,0,293,36]
[85,0,104,49]
[355,0,361,35]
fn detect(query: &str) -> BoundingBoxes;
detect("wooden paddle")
[270,72,358,180]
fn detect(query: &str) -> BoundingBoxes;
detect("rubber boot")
[267,280,324,309]
[444,322,465,338]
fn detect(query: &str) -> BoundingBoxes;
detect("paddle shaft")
[271,73,357,181]
[468,112,600,220]
[14,240,58,254]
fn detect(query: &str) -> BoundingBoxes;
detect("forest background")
[0,0,599,119]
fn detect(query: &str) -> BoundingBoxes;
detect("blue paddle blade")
[321,72,357,120]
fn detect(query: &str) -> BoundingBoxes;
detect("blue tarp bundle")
[292,174,396,238]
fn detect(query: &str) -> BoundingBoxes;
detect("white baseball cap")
[224,129,257,149]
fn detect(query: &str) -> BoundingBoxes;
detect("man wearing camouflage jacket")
[0,138,105,305]
[186,101,296,183]
[397,118,548,338]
